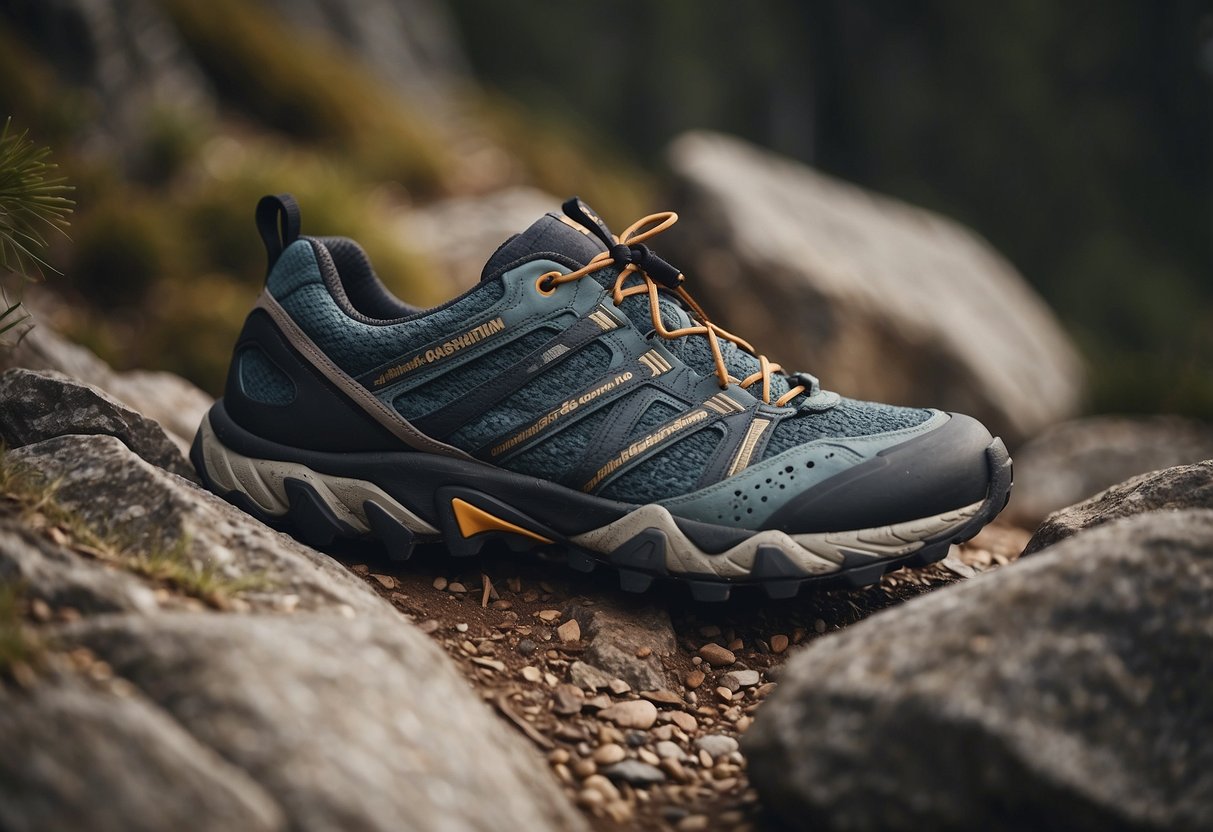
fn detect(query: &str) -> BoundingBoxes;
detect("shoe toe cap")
[764,412,996,534]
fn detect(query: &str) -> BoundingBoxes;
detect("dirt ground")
[333,522,1031,831]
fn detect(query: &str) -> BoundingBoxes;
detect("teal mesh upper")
[762,398,933,459]
[508,406,615,481]
[238,346,295,406]
[393,328,556,420]
[270,241,505,376]
[450,341,614,449]
[600,427,722,503]
[267,237,936,504]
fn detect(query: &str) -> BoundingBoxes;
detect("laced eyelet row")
[537,211,804,406]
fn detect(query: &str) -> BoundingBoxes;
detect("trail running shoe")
[192,194,1012,601]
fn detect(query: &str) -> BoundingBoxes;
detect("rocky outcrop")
[397,187,561,290]
[1024,461,1213,555]
[8,433,393,616]
[744,510,1213,832]
[563,597,678,692]
[257,0,469,104]
[1009,416,1213,527]
[0,678,283,832]
[0,368,197,482]
[0,0,215,166]
[63,611,585,832]
[1,434,586,830]
[0,316,212,449]
[664,131,1083,444]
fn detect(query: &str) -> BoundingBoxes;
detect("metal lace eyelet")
[535,273,558,296]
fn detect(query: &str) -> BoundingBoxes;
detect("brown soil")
[332,521,1030,831]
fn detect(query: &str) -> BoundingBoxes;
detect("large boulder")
[0,678,282,832]
[62,611,586,832]
[397,187,561,291]
[0,314,212,449]
[1,435,586,831]
[1009,416,1213,527]
[744,509,1213,832]
[1024,461,1213,555]
[664,131,1083,445]
[0,368,197,482]
[8,433,385,616]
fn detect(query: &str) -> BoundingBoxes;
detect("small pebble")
[769,633,789,653]
[448,582,467,593]
[517,638,537,656]
[554,619,579,644]
[537,609,561,622]
[455,622,468,633]
[655,740,685,761]
[572,758,597,778]
[601,760,666,786]
[432,576,448,590]
[593,743,626,765]
[694,734,739,757]
[521,665,542,683]
[370,573,396,589]
[685,669,705,689]
[698,643,736,667]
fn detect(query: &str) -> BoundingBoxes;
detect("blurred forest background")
[0,0,1209,420]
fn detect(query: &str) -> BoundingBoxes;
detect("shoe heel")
[191,408,432,558]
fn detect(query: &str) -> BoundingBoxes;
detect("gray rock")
[654,740,686,761]
[744,510,1213,832]
[720,669,760,691]
[0,368,197,482]
[1025,461,1213,555]
[694,734,739,759]
[66,611,587,832]
[9,434,385,616]
[0,519,159,615]
[398,188,561,291]
[664,131,1083,444]
[257,0,469,105]
[564,598,677,692]
[0,0,215,170]
[0,309,212,448]
[569,659,614,691]
[1009,417,1213,527]
[601,760,666,786]
[0,677,282,832]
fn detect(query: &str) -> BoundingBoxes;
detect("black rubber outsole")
[191,434,1013,603]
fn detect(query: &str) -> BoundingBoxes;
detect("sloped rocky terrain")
[4,309,1210,830]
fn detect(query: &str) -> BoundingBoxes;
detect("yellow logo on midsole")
[490,372,634,457]
[583,409,709,491]
[373,317,506,387]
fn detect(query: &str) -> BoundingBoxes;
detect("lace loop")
[540,211,805,406]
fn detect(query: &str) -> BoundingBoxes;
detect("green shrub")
[160,0,455,197]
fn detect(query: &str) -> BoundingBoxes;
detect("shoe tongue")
[480,211,608,281]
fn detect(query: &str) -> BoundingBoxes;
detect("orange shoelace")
[537,211,805,406]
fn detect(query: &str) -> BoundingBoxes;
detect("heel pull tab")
[256,194,301,274]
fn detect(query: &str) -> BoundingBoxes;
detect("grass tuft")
[0,447,265,606]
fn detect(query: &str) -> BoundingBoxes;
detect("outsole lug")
[363,500,416,562]
[841,561,887,588]
[762,579,803,600]
[283,478,354,548]
[608,529,668,574]
[687,580,732,602]
[751,545,811,579]
[618,569,654,593]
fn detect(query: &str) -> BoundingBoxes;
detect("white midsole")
[198,415,439,535]
[199,414,981,577]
